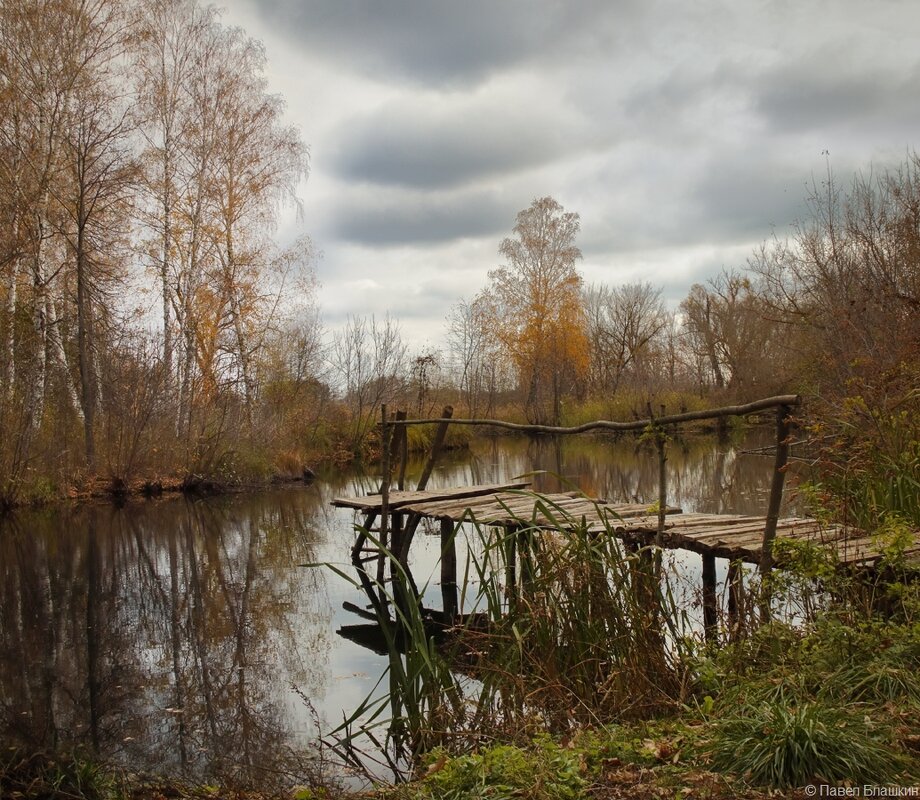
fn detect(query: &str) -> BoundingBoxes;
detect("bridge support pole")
[702,552,718,644]
[440,517,458,622]
[727,560,743,641]
[759,404,793,621]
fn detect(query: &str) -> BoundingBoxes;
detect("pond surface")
[0,428,800,786]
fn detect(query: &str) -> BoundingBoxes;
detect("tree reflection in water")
[0,431,796,787]
[0,491,332,788]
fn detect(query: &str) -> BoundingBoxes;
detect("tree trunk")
[30,230,48,427]
[76,220,96,469]
[161,194,173,391]
[47,289,82,422]
[3,248,18,398]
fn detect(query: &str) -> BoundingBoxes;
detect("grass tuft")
[709,699,903,788]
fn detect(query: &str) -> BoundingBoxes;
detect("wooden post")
[395,409,408,491]
[351,511,375,563]
[518,528,534,591]
[655,433,667,547]
[702,552,718,644]
[416,405,454,491]
[396,405,455,564]
[380,511,402,583]
[505,525,518,600]
[379,404,392,554]
[440,517,458,622]
[727,560,742,640]
[759,404,793,620]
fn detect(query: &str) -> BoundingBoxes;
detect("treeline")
[0,0,320,505]
[328,167,917,489]
[2,0,917,510]
[439,179,919,428]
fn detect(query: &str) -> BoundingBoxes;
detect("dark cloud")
[329,188,517,247]
[330,99,581,189]
[245,0,625,86]
[754,55,920,137]
[689,156,810,242]
[232,0,920,338]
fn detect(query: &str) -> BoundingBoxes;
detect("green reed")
[314,492,694,780]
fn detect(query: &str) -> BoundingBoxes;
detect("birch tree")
[135,0,215,396]
[485,197,588,424]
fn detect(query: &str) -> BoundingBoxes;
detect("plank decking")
[332,484,920,569]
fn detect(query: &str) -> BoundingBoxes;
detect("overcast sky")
[219,0,920,348]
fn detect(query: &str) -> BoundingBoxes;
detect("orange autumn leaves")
[483,197,589,424]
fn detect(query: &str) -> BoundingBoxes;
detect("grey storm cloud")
[225,0,920,340]
[243,0,627,86]
[754,59,920,138]
[690,156,811,241]
[329,188,517,247]
[330,99,583,190]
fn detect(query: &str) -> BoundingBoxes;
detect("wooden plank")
[403,491,587,522]
[402,488,557,515]
[331,481,531,510]
[336,481,920,574]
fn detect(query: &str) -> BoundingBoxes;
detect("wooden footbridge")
[332,482,907,569]
[332,396,920,642]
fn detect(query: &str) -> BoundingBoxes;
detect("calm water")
[0,428,797,785]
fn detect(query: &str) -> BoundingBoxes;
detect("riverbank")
[6,670,916,800]
[0,416,479,512]
[1,424,917,799]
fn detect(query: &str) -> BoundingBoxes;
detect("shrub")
[418,736,586,800]
[709,698,903,788]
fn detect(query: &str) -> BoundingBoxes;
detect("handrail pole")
[758,403,794,620]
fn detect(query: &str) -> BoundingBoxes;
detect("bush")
[709,699,903,788]
[417,736,586,800]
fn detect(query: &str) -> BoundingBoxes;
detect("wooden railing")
[378,394,802,622]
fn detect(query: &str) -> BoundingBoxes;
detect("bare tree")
[206,26,308,422]
[1,0,132,437]
[330,315,407,451]
[57,86,136,468]
[135,0,216,394]
[752,157,920,397]
[679,270,782,397]
[584,281,668,394]
[446,294,503,417]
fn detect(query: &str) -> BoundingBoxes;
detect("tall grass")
[709,699,903,788]
[559,391,713,429]
[314,535,466,780]
[318,494,693,779]
[457,495,691,730]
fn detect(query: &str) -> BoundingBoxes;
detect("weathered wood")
[395,408,408,491]
[702,552,718,644]
[416,404,454,491]
[379,405,392,554]
[441,517,458,621]
[337,486,920,575]
[727,560,742,640]
[386,395,802,436]
[760,404,793,576]
[332,481,531,511]
[506,526,518,598]
[656,432,667,547]
[350,510,377,562]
